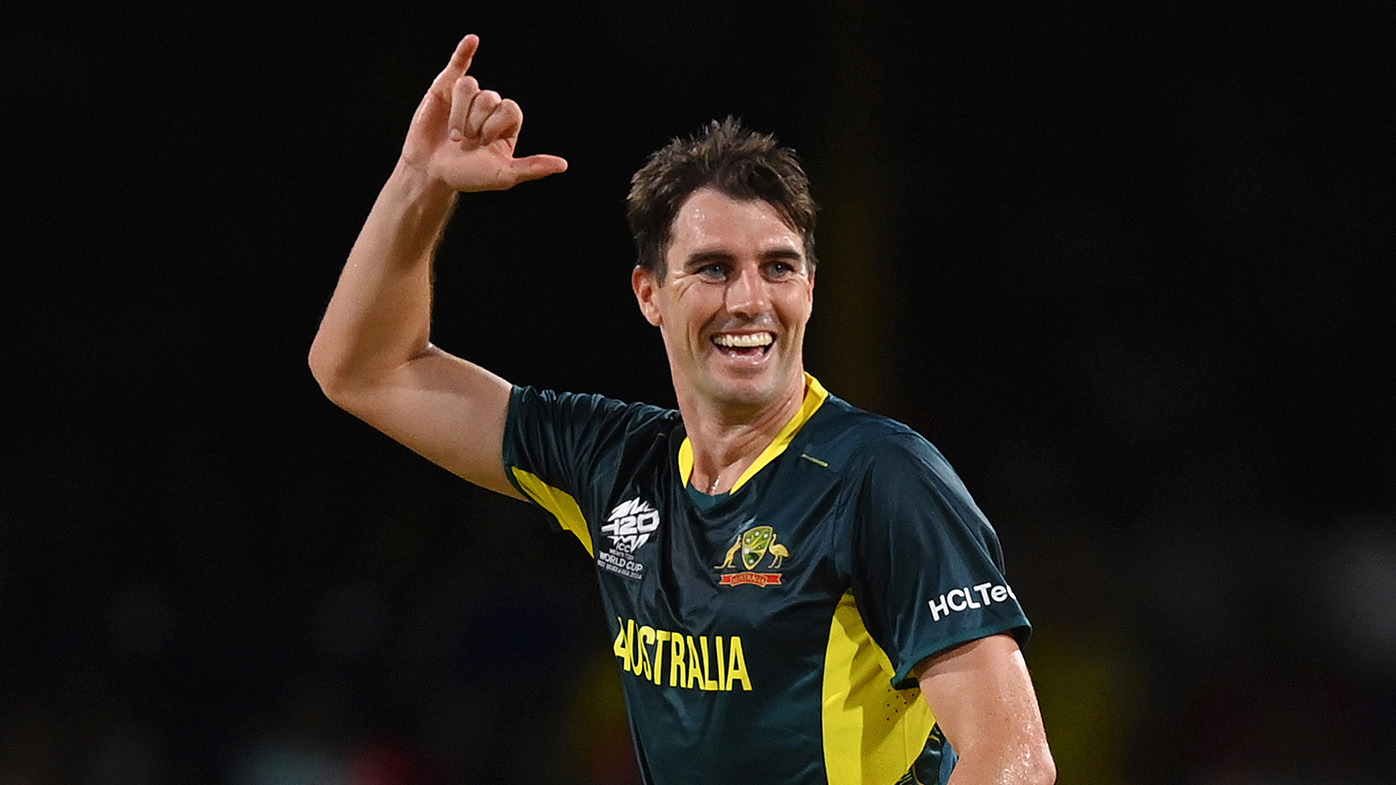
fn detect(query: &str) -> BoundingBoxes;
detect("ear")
[632,265,663,327]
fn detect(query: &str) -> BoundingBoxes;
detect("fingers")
[434,36,525,148]
[431,34,479,93]
[413,35,480,145]
[477,98,520,144]
[417,34,569,189]
[447,75,481,140]
[463,91,503,140]
[448,89,516,145]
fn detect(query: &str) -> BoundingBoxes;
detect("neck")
[679,378,807,496]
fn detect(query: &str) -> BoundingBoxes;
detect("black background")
[4,2,1392,783]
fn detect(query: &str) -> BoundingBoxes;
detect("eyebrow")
[682,248,805,269]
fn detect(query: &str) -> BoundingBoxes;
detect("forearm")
[309,159,458,401]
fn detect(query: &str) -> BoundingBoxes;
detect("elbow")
[959,738,1056,785]
[307,340,338,397]
[1026,741,1056,785]
[1009,732,1055,785]
[307,337,412,419]
[307,339,359,411]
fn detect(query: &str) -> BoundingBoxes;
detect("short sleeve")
[501,386,673,550]
[849,434,1030,688]
[503,386,631,498]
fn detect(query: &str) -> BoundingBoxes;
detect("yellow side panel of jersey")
[511,467,594,556]
[822,590,936,784]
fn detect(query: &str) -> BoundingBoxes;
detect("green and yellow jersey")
[502,375,1029,785]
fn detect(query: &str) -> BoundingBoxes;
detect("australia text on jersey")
[613,617,753,692]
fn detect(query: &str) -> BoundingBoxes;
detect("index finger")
[431,34,480,90]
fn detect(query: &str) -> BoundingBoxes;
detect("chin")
[707,374,785,410]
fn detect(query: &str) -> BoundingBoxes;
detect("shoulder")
[802,394,954,479]
[507,385,682,446]
[800,395,986,525]
[503,386,683,494]
[512,385,674,424]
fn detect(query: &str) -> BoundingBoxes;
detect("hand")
[401,35,568,192]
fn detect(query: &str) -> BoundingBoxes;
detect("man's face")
[633,187,814,415]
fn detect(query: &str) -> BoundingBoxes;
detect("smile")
[711,332,774,357]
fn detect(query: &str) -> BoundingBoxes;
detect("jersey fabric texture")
[501,374,1029,785]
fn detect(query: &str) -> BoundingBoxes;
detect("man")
[310,34,1054,785]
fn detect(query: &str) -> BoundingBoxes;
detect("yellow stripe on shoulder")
[510,467,594,556]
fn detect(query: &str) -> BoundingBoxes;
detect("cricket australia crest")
[715,524,790,587]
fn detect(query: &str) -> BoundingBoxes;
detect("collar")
[677,373,829,494]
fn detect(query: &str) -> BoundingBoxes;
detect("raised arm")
[308,34,566,498]
[916,635,1056,785]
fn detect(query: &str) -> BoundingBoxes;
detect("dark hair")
[626,117,818,281]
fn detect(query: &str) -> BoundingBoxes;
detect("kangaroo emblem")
[716,525,790,570]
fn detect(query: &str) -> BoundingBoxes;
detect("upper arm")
[916,634,1055,785]
[848,434,1030,687]
[322,344,525,500]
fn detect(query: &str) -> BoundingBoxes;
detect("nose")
[724,264,770,317]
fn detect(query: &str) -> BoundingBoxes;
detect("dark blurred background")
[3,1,1392,783]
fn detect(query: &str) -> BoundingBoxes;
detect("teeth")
[713,333,774,348]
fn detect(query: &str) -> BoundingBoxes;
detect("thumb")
[509,154,569,184]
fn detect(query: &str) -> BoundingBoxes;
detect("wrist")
[389,157,459,206]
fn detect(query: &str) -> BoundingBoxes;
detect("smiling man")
[632,182,816,494]
[310,34,1054,785]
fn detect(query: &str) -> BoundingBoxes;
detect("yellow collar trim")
[678,373,829,495]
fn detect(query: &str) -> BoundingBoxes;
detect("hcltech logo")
[927,582,1017,621]
[714,524,791,587]
[598,498,660,580]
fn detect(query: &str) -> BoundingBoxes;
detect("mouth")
[710,331,775,359]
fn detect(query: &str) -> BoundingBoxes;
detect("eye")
[765,260,798,278]
[697,263,728,280]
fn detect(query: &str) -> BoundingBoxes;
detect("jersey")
[501,374,1030,785]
